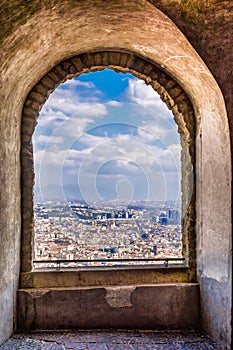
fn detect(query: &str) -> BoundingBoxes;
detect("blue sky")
[33,69,181,204]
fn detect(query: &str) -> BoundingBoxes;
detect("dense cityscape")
[34,200,183,269]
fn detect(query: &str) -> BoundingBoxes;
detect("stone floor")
[0,330,224,349]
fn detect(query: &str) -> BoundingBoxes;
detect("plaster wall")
[17,284,199,330]
[0,0,231,348]
[0,81,22,343]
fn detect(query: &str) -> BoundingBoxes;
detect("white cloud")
[77,138,158,177]
[35,149,66,166]
[76,103,108,118]
[125,78,163,108]
[106,100,123,107]
[59,110,107,139]
[38,104,108,143]
[38,78,106,132]
[77,132,111,148]
[160,143,181,172]
[142,122,174,141]
[38,110,69,128]
[37,135,64,145]
[61,117,95,138]
[60,79,95,89]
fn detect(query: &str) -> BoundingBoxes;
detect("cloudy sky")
[33,69,181,204]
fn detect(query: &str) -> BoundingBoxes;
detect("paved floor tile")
[0,330,223,350]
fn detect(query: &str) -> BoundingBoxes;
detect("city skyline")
[34,200,182,268]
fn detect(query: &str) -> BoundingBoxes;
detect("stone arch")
[0,0,231,347]
[21,50,196,277]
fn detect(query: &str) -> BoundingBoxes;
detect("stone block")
[17,283,199,331]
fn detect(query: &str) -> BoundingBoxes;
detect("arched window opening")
[33,69,183,268]
[21,51,195,281]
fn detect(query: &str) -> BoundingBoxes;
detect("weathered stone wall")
[0,1,232,348]
[17,284,199,331]
[149,0,233,145]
